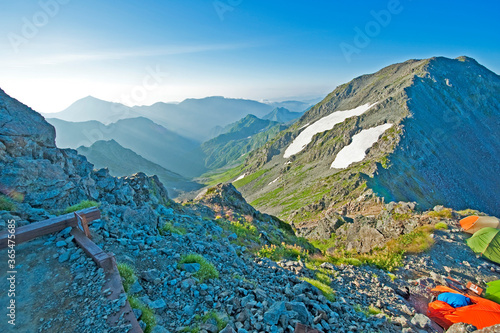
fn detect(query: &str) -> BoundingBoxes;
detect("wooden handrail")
[0,206,100,249]
[0,206,143,332]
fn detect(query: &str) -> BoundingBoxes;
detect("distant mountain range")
[45,96,317,142]
[262,107,304,123]
[47,117,205,178]
[77,140,202,196]
[201,115,288,169]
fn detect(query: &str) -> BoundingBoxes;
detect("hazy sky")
[1,0,499,113]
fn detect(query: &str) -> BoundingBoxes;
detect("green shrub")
[300,277,335,301]
[354,304,382,317]
[0,195,16,211]
[228,220,259,241]
[160,221,186,235]
[117,263,136,293]
[128,296,156,333]
[256,243,309,261]
[392,212,412,221]
[457,209,481,217]
[201,310,228,331]
[315,271,332,285]
[179,254,219,282]
[428,208,453,219]
[434,222,448,230]
[181,310,228,333]
[63,200,99,214]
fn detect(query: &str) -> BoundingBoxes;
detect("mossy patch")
[179,254,219,282]
[63,200,99,214]
[128,296,156,333]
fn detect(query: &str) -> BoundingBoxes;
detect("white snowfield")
[235,173,247,181]
[283,102,378,158]
[330,123,393,169]
[268,177,280,185]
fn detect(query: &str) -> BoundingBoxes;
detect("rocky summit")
[1,56,500,333]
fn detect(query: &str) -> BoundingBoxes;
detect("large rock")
[287,302,313,326]
[446,323,477,332]
[263,301,286,326]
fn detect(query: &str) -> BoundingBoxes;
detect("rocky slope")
[229,56,500,226]
[2,87,500,333]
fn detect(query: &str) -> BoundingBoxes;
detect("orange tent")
[427,286,500,329]
[460,216,500,234]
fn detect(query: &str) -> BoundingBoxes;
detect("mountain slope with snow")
[226,56,500,224]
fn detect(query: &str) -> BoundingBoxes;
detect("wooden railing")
[0,207,143,333]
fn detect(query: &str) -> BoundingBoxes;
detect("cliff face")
[0,89,168,214]
[369,57,500,215]
[0,89,98,209]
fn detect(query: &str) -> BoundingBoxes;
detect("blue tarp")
[438,292,472,308]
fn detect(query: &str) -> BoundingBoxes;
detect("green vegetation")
[300,277,335,301]
[250,187,284,207]
[200,310,228,331]
[434,222,448,230]
[199,163,246,187]
[232,274,257,288]
[179,254,219,282]
[181,310,228,333]
[228,219,259,242]
[257,243,309,261]
[457,209,481,216]
[312,226,436,272]
[117,263,136,293]
[392,212,412,221]
[354,304,382,317]
[428,208,453,219]
[0,195,16,211]
[128,296,156,333]
[310,235,337,253]
[160,221,187,235]
[233,169,269,188]
[63,200,99,214]
[387,273,397,282]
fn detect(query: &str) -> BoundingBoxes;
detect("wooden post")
[75,212,91,238]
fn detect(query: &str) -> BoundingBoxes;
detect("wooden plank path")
[0,207,143,333]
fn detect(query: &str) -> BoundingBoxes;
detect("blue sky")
[1,0,499,113]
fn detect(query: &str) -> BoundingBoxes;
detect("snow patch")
[331,123,393,169]
[299,123,310,130]
[268,177,280,185]
[284,102,378,158]
[235,173,247,181]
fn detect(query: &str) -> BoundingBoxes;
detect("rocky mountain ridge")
[229,56,499,227]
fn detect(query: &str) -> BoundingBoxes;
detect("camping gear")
[460,216,500,234]
[427,286,500,329]
[437,292,471,308]
[466,282,483,296]
[485,280,500,304]
[466,227,500,265]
